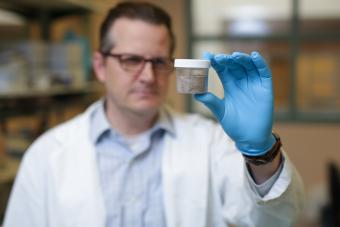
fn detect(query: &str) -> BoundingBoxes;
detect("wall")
[275,122,340,225]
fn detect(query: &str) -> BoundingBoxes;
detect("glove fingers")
[202,52,231,86]
[202,51,213,60]
[232,52,257,72]
[194,92,224,121]
[231,52,262,85]
[224,53,248,81]
[202,52,225,75]
[212,54,244,87]
[211,54,230,75]
[251,51,272,79]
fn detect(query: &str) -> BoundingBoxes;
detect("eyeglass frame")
[101,52,174,74]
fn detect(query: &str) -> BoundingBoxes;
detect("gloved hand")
[195,51,276,156]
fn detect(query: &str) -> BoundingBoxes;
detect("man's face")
[94,18,172,117]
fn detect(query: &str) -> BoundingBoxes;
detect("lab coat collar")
[90,99,176,145]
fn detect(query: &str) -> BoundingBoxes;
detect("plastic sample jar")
[174,59,210,94]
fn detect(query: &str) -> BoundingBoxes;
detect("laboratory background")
[0,0,339,226]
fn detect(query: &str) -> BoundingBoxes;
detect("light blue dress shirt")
[90,101,282,227]
[90,101,175,227]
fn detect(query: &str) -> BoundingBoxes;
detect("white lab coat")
[3,101,304,227]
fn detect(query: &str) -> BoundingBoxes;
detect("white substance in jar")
[174,59,210,94]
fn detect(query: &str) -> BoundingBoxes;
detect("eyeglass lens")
[111,54,173,73]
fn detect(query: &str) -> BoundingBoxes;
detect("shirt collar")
[90,100,175,144]
[154,107,175,137]
[90,99,112,144]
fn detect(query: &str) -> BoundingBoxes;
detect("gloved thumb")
[202,51,214,61]
[194,92,224,121]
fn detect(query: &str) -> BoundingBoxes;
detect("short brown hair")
[99,2,175,55]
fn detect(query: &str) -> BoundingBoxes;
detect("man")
[4,2,304,227]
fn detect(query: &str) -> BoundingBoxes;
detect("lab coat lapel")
[50,110,106,227]
[162,114,209,227]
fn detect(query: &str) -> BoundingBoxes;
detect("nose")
[138,61,156,83]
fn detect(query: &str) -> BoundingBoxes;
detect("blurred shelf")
[0,0,100,40]
[0,82,103,119]
[0,81,102,99]
[0,154,20,225]
[0,155,20,183]
[0,0,97,19]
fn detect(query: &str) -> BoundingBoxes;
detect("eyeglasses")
[102,52,174,74]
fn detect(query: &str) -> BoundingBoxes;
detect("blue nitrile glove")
[195,51,276,156]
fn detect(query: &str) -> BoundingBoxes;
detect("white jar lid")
[174,59,210,68]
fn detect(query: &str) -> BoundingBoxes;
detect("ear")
[92,51,107,82]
